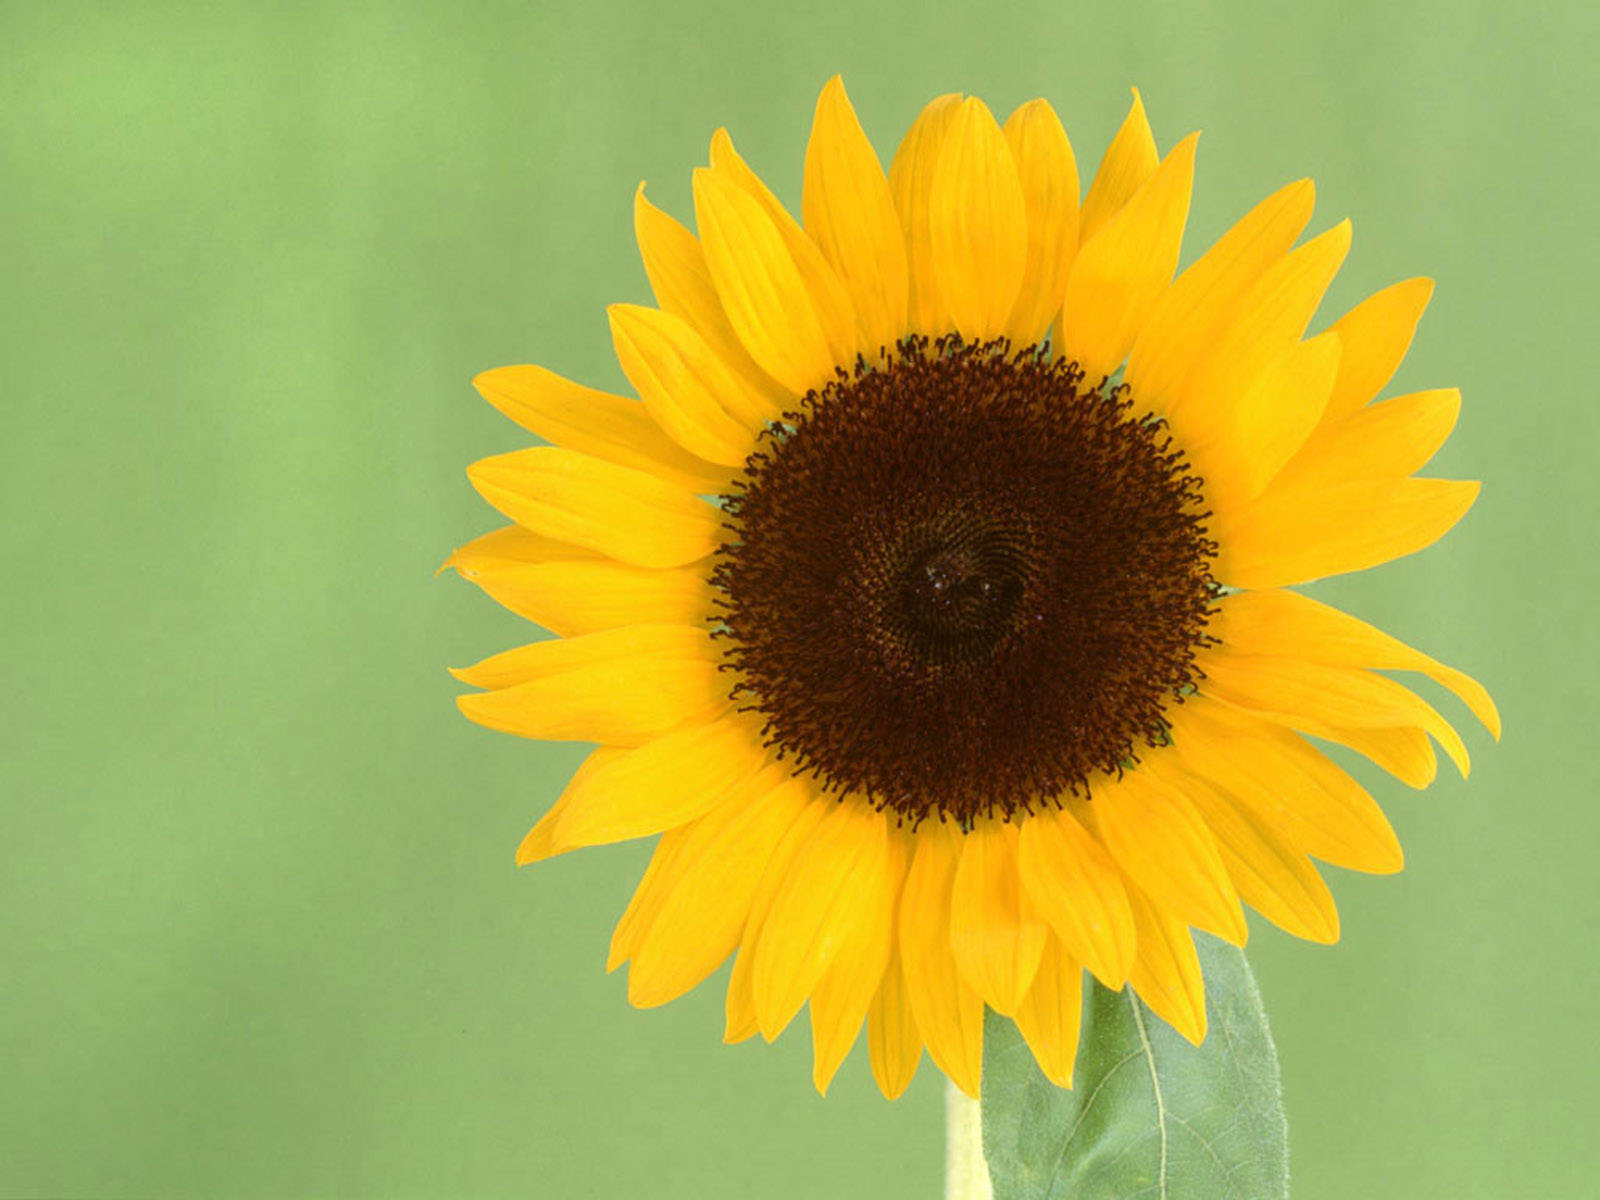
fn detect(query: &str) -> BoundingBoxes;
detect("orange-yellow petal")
[1012,937,1084,1088]
[1125,178,1316,414]
[1125,887,1206,1044]
[1320,277,1435,422]
[1056,133,1198,384]
[929,96,1029,341]
[515,747,627,866]
[1078,88,1158,245]
[472,365,733,495]
[1273,387,1462,493]
[633,183,794,409]
[1086,766,1248,945]
[1001,98,1081,346]
[452,624,724,746]
[866,934,924,1100]
[897,821,984,1097]
[467,447,721,569]
[888,93,963,336]
[949,819,1048,1016]
[1216,476,1480,590]
[1016,806,1136,989]
[802,75,909,357]
[1210,588,1499,739]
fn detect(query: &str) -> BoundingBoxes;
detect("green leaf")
[981,935,1288,1200]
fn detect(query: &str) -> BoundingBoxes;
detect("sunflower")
[446,78,1497,1100]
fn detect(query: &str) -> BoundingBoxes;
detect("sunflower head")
[448,76,1498,1099]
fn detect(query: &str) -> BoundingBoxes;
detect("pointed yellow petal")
[1175,697,1404,873]
[609,822,696,970]
[1322,723,1438,789]
[809,828,906,1094]
[1321,277,1434,422]
[866,935,924,1100]
[515,747,627,865]
[929,96,1029,341]
[1151,753,1339,943]
[472,365,733,495]
[692,166,839,396]
[633,183,795,409]
[1085,766,1247,945]
[467,447,722,569]
[1167,220,1351,426]
[1125,179,1316,414]
[1079,88,1158,245]
[1216,476,1480,590]
[1056,133,1198,383]
[448,554,713,639]
[723,783,830,1043]
[803,75,909,358]
[949,820,1048,1016]
[709,129,861,370]
[551,712,769,852]
[1125,887,1206,1044]
[1185,331,1341,519]
[751,801,891,1041]
[1198,649,1471,778]
[889,93,963,336]
[1013,937,1084,1088]
[626,766,809,1008]
[608,303,774,464]
[1001,99,1081,347]
[898,821,984,1097]
[1211,588,1499,739]
[1274,387,1462,493]
[1017,806,1136,989]
[453,624,725,746]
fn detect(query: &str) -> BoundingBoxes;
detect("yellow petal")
[633,183,794,409]
[898,821,984,1097]
[1085,766,1247,945]
[866,934,924,1100]
[751,800,891,1041]
[809,827,907,1093]
[1198,648,1470,778]
[1125,887,1206,1045]
[709,129,861,371]
[1001,99,1081,347]
[443,523,714,637]
[467,446,722,569]
[1016,806,1136,989]
[1210,588,1500,739]
[453,624,725,746]
[608,821,696,970]
[1012,937,1084,1088]
[626,765,809,1007]
[929,96,1029,342]
[802,75,909,358]
[949,819,1048,1016]
[1056,133,1198,383]
[723,783,830,1043]
[1170,697,1404,873]
[692,166,839,396]
[1185,331,1341,519]
[1273,387,1462,493]
[1150,753,1339,943]
[1323,723,1438,789]
[472,365,733,495]
[888,93,963,336]
[1216,476,1480,590]
[515,747,626,865]
[1125,178,1316,414]
[551,712,770,853]
[608,303,774,464]
[1321,277,1434,422]
[1167,220,1350,427]
[1079,88,1158,245]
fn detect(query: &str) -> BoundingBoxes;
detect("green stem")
[944,1078,994,1200]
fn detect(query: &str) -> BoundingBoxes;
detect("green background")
[3,2,1593,1196]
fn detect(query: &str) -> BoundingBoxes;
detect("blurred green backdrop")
[3,1,1594,1196]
